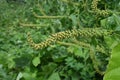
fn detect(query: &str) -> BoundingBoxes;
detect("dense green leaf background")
[0,0,120,80]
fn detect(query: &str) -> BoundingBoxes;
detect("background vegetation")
[0,0,120,80]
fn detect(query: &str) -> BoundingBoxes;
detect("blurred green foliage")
[0,0,120,80]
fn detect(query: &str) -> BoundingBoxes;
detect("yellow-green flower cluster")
[27,28,113,50]
[91,0,110,16]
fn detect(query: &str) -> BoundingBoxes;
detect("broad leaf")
[103,43,120,80]
[32,56,40,67]
[16,72,23,80]
[48,72,60,80]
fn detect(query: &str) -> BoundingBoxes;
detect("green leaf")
[113,14,120,26]
[48,72,60,80]
[22,67,37,80]
[74,47,83,57]
[22,72,36,80]
[67,46,74,53]
[113,14,120,31]
[69,14,77,26]
[32,56,40,67]
[104,36,119,49]
[16,72,23,80]
[67,45,85,57]
[103,43,120,80]
[100,14,119,30]
[100,18,107,28]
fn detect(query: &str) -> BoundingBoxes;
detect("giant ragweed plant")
[27,28,113,50]
[91,0,111,16]
[27,27,114,76]
[23,0,118,76]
